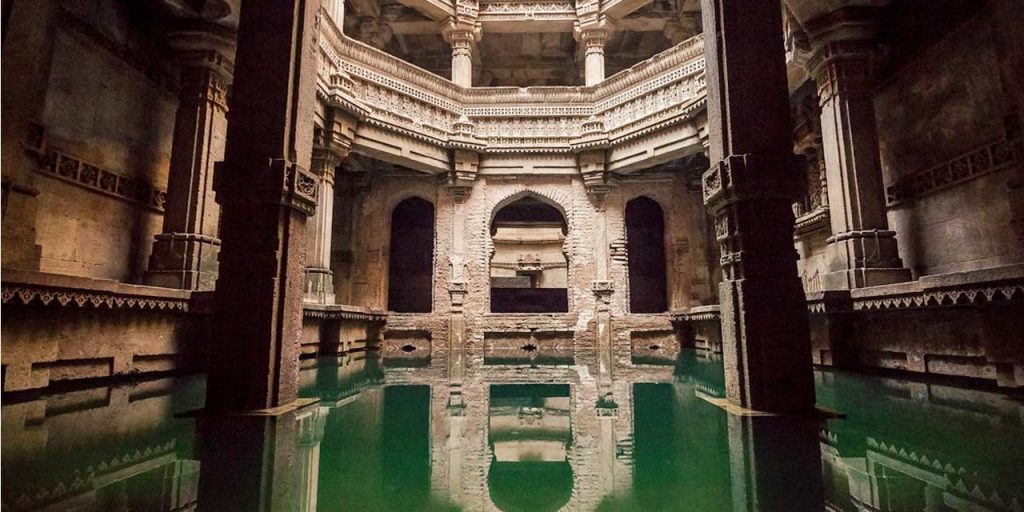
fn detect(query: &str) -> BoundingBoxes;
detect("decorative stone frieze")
[31,146,167,212]
[314,21,708,163]
[2,271,192,312]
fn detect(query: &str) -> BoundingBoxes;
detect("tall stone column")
[146,29,235,291]
[443,144,480,399]
[700,0,815,413]
[304,150,340,304]
[207,0,323,412]
[581,146,615,393]
[305,110,357,304]
[575,19,612,87]
[807,10,911,289]
[442,18,480,87]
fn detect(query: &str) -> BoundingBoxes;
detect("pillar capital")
[441,17,481,87]
[579,149,614,208]
[443,149,479,202]
[574,17,613,49]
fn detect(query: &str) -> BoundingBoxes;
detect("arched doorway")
[626,196,668,313]
[388,197,434,312]
[490,195,569,313]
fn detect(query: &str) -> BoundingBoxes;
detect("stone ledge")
[670,305,720,322]
[303,303,388,321]
[1,270,192,312]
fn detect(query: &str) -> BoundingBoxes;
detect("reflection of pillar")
[699,0,815,413]
[598,414,615,495]
[442,18,481,87]
[207,0,322,411]
[296,406,329,512]
[806,10,911,289]
[146,28,234,291]
[575,19,612,87]
[198,405,318,510]
[727,415,823,511]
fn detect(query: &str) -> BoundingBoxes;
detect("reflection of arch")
[488,461,573,512]
[489,196,569,313]
[388,197,434,312]
[626,196,668,313]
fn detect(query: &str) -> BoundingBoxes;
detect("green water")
[3,350,1023,511]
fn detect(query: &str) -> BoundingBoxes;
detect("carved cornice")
[2,271,192,312]
[302,304,388,321]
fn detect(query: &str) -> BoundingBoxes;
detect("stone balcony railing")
[316,17,707,172]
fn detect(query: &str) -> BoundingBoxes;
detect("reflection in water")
[3,350,1023,511]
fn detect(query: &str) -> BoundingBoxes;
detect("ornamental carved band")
[702,153,800,212]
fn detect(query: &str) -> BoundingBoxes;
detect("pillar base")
[821,267,912,290]
[145,232,221,290]
[823,230,912,289]
[304,267,335,304]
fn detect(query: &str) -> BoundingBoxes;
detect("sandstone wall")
[876,9,1024,277]
[2,0,177,282]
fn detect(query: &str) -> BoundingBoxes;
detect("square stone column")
[146,28,235,291]
[574,19,613,87]
[700,0,815,413]
[442,15,481,88]
[207,0,322,413]
[304,149,340,304]
[806,9,911,289]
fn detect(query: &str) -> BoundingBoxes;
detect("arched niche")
[489,195,569,313]
[626,196,668,313]
[387,197,435,312]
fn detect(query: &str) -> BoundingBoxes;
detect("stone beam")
[601,0,651,20]
[700,0,815,413]
[397,0,455,21]
[207,0,322,412]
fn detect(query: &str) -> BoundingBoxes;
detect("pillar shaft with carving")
[442,19,480,87]
[207,0,322,412]
[807,11,911,289]
[576,20,612,87]
[146,30,234,291]
[700,0,815,413]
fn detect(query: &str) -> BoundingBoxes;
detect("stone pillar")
[575,19,612,87]
[207,0,322,412]
[442,18,480,87]
[305,110,357,304]
[304,149,340,304]
[324,0,344,26]
[443,147,479,392]
[806,10,911,289]
[699,0,815,413]
[146,29,235,291]
[581,148,615,392]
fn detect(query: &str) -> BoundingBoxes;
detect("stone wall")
[2,0,177,282]
[876,10,1024,277]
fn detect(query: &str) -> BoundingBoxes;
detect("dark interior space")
[626,196,668,313]
[387,197,434,312]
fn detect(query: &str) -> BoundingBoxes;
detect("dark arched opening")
[490,196,569,313]
[626,196,668,313]
[388,197,434,312]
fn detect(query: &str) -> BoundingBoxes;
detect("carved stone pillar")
[579,145,615,392]
[443,147,479,389]
[207,0,322,412]
[700,0,815,413]
[324,0,344,26]
[305,110,356,304]
[575,19,612,87]
[305,150,340,304]
[442,18,480,87]
[146,29,235,291]
[806,10,911,289]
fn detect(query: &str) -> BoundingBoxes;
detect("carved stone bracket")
[592,279,614,301]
